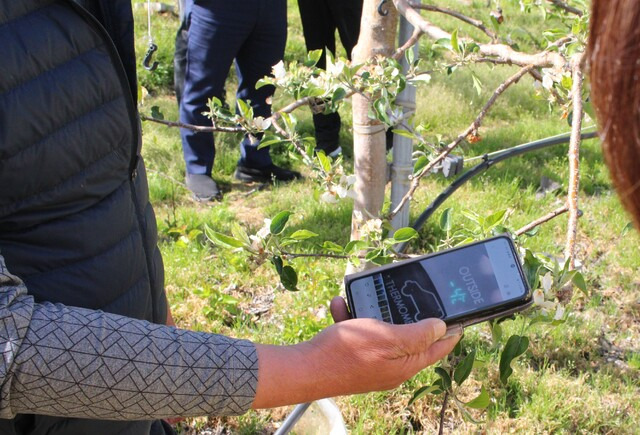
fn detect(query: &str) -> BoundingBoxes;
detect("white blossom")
[361,218,383,240]
[320,191,339,204]
[541,272,553,295]
[327,59,346,77]
[554,305,566,321]
[272,61,286,80]
[252,116,271,131]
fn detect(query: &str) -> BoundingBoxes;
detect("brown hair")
[589,0,640,228]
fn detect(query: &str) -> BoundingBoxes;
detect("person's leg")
[328,0,363,61]
[173,0,190,105]
[297,0,342,155]
[297,0,336,70]
[179,0,251,197]
[232,0,300,182]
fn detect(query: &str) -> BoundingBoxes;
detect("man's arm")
[0,256,257,420]
[0,255,459,419]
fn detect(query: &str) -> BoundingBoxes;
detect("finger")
[414,318,448,347]
[330,296,351,323]
[421,334,462,367]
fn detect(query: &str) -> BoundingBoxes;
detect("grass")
[131,0,639,433]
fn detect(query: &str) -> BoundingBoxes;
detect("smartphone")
[344,235,533,328]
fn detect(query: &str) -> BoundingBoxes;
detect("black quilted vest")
[0,1,168,433]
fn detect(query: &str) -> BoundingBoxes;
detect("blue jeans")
[179,0,287,174]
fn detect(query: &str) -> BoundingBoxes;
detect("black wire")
[396,131,599,254]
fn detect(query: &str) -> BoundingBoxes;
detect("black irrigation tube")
[396,130,599,254]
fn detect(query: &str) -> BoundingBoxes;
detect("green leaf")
[471,74,483,96]
[433,38,452,51]
[484,209,507,229]
[572,271,588,296]
[280,265,299,291]
[413,155,429,175]
[434,367,452,391]
[289,230,319,241]
[525,226,541,237]
[408,384,442,406]
[622,222,634,236]
[271,256,284,275]
[231,223,252,247]
[499,335,529,384]
[365,248,382,262]
[150,106,164,121]
[454,349,476,386]
[323,241,344,253]
[332,87,348,104]
[237,99,253,120]
[344,240,368,254]
[440,208,453,232]
[405,46,415,65]
[204,226,245,249]
[464,386,491,409]
[490,320,503,346]
[374,98,391,125]
[317,151,332,173]
[270,211,292,235]
[392,129,416,140]
[305,49,323,67]
[393,227,418,243]
[523,249,542,290]
[451,29,460,54]
[259,136,285,149]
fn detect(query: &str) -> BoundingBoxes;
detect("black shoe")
[234,164,302,183]
[185,173,222,202]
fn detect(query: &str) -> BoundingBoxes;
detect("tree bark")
[351,1,399,242]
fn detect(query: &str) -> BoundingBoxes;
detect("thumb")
[330,296,351,323]
[401,318,448,351]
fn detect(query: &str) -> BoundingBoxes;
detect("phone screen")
[347,237,528,324]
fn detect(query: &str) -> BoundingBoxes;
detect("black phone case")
[344,234,533,327]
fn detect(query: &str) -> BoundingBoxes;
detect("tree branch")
[409,2,497,41]
[515,205,569,237]
[438,391,449,435]
[141,95,322,133]
[392,28,423,61]
[547,0,584,16]
[392,0,567,69]
[140,115,243,133]
[564,54,585,269]
[388,64,535,220]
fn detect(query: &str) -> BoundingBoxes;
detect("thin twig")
[388,64,535,220]
[515,205,569,237]
[409,2,497,41]
[564,54,585,269]
[547,0,584,16]
[140,115,243,133]
[142,95,323,133]
[392,29,423,61]
[438,391,449,435]
[280,250,415,260]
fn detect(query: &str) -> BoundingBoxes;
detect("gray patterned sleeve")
[0,256,258,420]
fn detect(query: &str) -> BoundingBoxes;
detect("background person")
[179,0,300,202]
[297,0,364,157]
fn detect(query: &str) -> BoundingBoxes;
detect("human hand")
[252,298,461,408]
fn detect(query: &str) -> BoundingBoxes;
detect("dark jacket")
[0,0,169,433]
